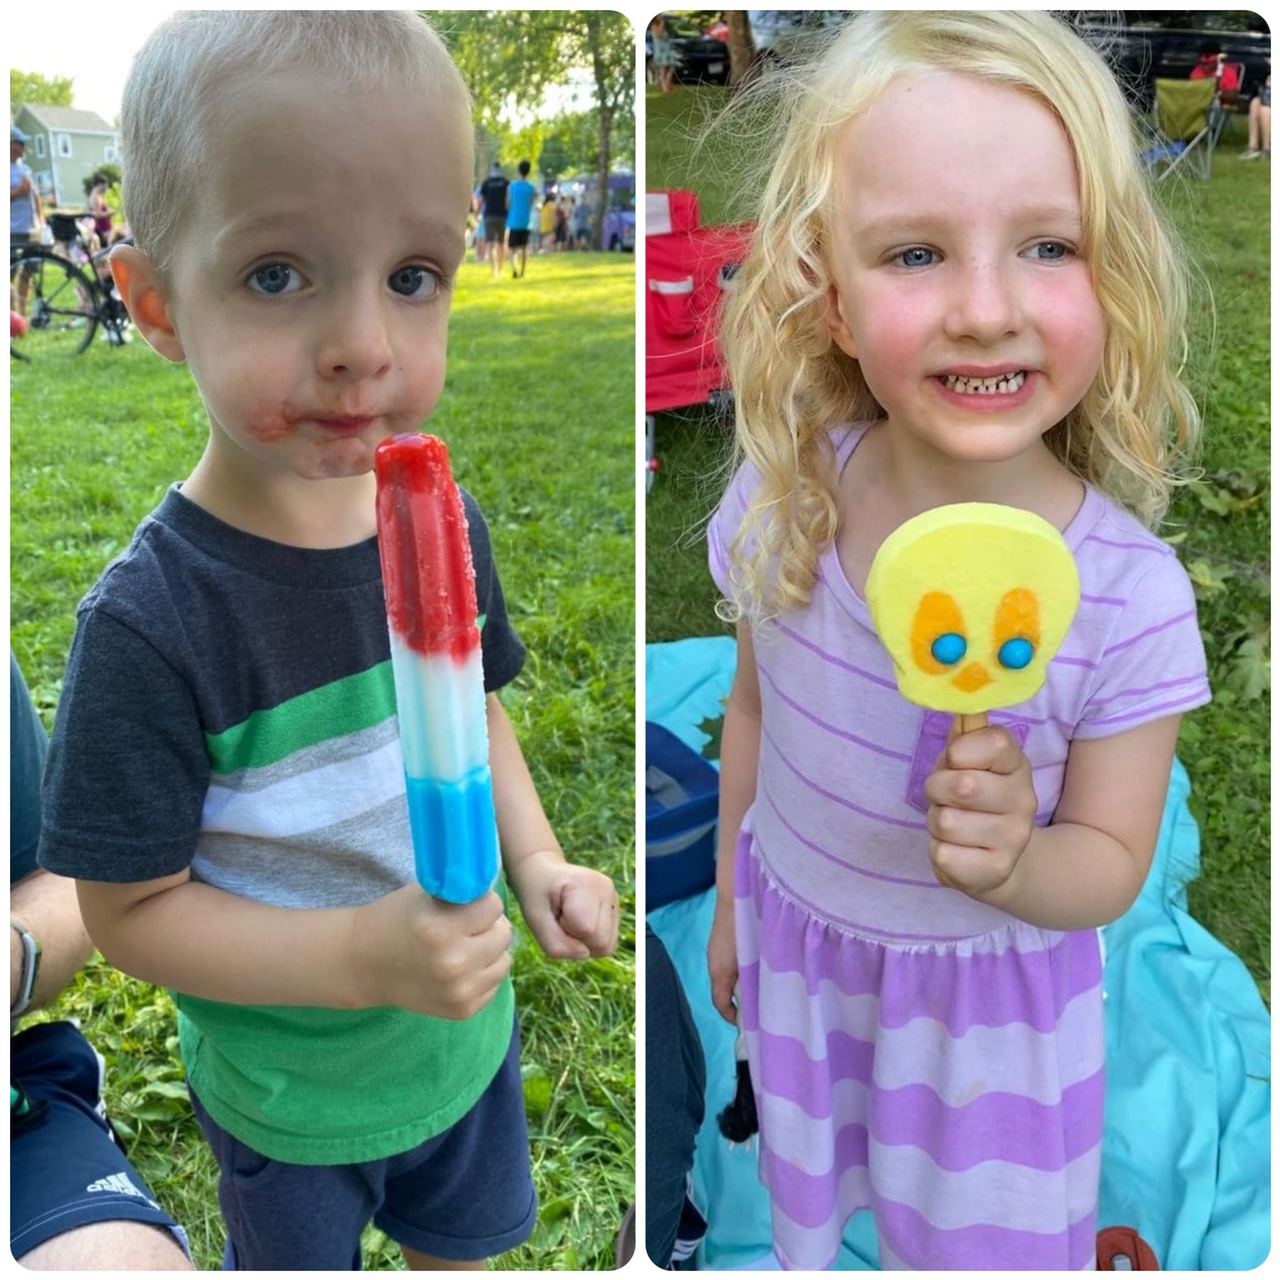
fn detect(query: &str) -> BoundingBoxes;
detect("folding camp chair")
[1146,77,1221,181]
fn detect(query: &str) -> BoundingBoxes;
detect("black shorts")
[483,216,506,242]
[10,1021,191,1262]
[188,1013,536,1268]
[507,229,531,249]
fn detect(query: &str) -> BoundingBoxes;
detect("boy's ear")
[825,284,858,360]
[109,245,186,363]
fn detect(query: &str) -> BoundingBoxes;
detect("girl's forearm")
[716,697,761,904]
[977,822,1148,931]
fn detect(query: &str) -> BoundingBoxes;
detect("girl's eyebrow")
[853,204,1083,242]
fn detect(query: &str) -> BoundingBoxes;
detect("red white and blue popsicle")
[375,434,498,904]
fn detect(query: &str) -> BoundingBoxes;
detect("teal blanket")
[646,638,1269,1270]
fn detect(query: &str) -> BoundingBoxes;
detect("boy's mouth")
[312,415,376,435]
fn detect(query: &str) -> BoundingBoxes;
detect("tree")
[11,70,74,117]
[422,10,633,249]
[727,11,758,86]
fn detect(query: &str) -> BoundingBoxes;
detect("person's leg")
[400,1246,486,1270]
[1260,102,1271,151]
[20,1220,193,1271]
[1247,95,1261,150]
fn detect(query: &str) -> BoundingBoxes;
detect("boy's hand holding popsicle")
[867,503,1080,899]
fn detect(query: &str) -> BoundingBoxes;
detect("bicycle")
[10,212,132,360]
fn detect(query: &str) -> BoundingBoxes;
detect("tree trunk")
[587,11,611,250]
[728,11,758,87]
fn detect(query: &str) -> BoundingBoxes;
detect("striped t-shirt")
[709,424,1211,943]
[39,483,525,1164]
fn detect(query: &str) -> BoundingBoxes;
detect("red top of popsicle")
[375,434,480,661]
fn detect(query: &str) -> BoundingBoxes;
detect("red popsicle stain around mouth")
[375,434,480,662]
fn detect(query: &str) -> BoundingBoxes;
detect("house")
[12,104,121,209]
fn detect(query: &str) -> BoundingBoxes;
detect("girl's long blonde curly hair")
[717,10,1202,624]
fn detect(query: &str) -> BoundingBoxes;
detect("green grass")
[11,251,635,1270]
[646,87,1270,1003]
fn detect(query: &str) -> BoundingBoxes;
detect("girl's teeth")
[942,371,1027,395]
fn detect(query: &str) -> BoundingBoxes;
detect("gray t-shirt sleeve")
[38,608,209,883]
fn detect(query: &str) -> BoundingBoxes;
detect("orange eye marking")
[910,591,966,675]
[994,587,1040,650]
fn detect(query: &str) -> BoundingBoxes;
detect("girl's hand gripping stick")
[866,503,1080,734]
[375,434,499,903]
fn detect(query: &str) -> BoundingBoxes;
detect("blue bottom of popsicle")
[405,769,499,904]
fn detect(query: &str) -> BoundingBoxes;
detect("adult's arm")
[11,870,95,1012]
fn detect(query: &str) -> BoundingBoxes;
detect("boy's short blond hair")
[120,10,472,280]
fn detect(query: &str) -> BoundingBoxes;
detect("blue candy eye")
[931,633,967,666]
[998,637,1035,670]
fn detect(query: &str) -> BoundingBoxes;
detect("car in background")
[646,13,730,85]
[1075,11,1270,107]
[747,10,848,63]
[561,171,636,252]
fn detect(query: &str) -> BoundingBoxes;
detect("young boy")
[36,11,619,1271]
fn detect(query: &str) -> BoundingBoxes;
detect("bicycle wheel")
[10,248,100,356]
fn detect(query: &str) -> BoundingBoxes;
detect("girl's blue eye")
[248,263,300,296]
[1026,241,1071,262]
[389,266,440,299]
[896,247,937,269]
[931,632,967,666]
[998,637,1035,670]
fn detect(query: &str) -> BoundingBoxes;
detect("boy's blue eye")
[389,266,440,299]
[248,263,299,296]
[895,247,937,270]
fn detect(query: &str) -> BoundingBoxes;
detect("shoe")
[1097,1226,1159,1270]
[1240,149,1262,160]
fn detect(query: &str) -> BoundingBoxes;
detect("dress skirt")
[734,832,1104,1271]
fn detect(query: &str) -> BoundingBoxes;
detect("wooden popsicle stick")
[958,712,988,734]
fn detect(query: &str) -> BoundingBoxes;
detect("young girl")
[705,11,1210,1271]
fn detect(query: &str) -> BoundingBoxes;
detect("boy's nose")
[316,291,394,380]
[943,260,1022,346]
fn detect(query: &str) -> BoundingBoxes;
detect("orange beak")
[952,662,992,693]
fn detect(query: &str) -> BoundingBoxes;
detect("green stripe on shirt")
[206,661,397,773]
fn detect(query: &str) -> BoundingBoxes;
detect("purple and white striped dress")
[707,425,1211,1271]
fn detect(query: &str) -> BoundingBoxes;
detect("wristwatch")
[10,919,41,1020]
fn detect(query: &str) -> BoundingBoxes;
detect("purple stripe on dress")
[1103,608,1197,656]
[1082,687,1209,729]
[874,1195,1098,1270]
[744,850,1102,1029]
[761,782,942,889]
[758,660,913,762]
[775,621,899,690]
[763,725,928,832]
[1083,533,1171,556]
[1080,592,1126,606]
[750,1019,1104,1171]
[1087,673,1208,708]
[761,1125,870,1228]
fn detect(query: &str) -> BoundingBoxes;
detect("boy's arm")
[488,693,618,957]
[77,866,513,1020]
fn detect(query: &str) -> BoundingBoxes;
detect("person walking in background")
[479,160,509,278]
[554,196,569,251]
[538,188,556,253]
[11,124,45,318]
[506,159,535,279]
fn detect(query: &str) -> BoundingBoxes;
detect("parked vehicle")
[561,171,635,252]
[1077,11,1270,107]
[647,14,730,86]
[747,10,847,63]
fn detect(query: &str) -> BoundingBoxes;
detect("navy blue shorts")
[189,1013,536,1269]
[10,1021,192,1262]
